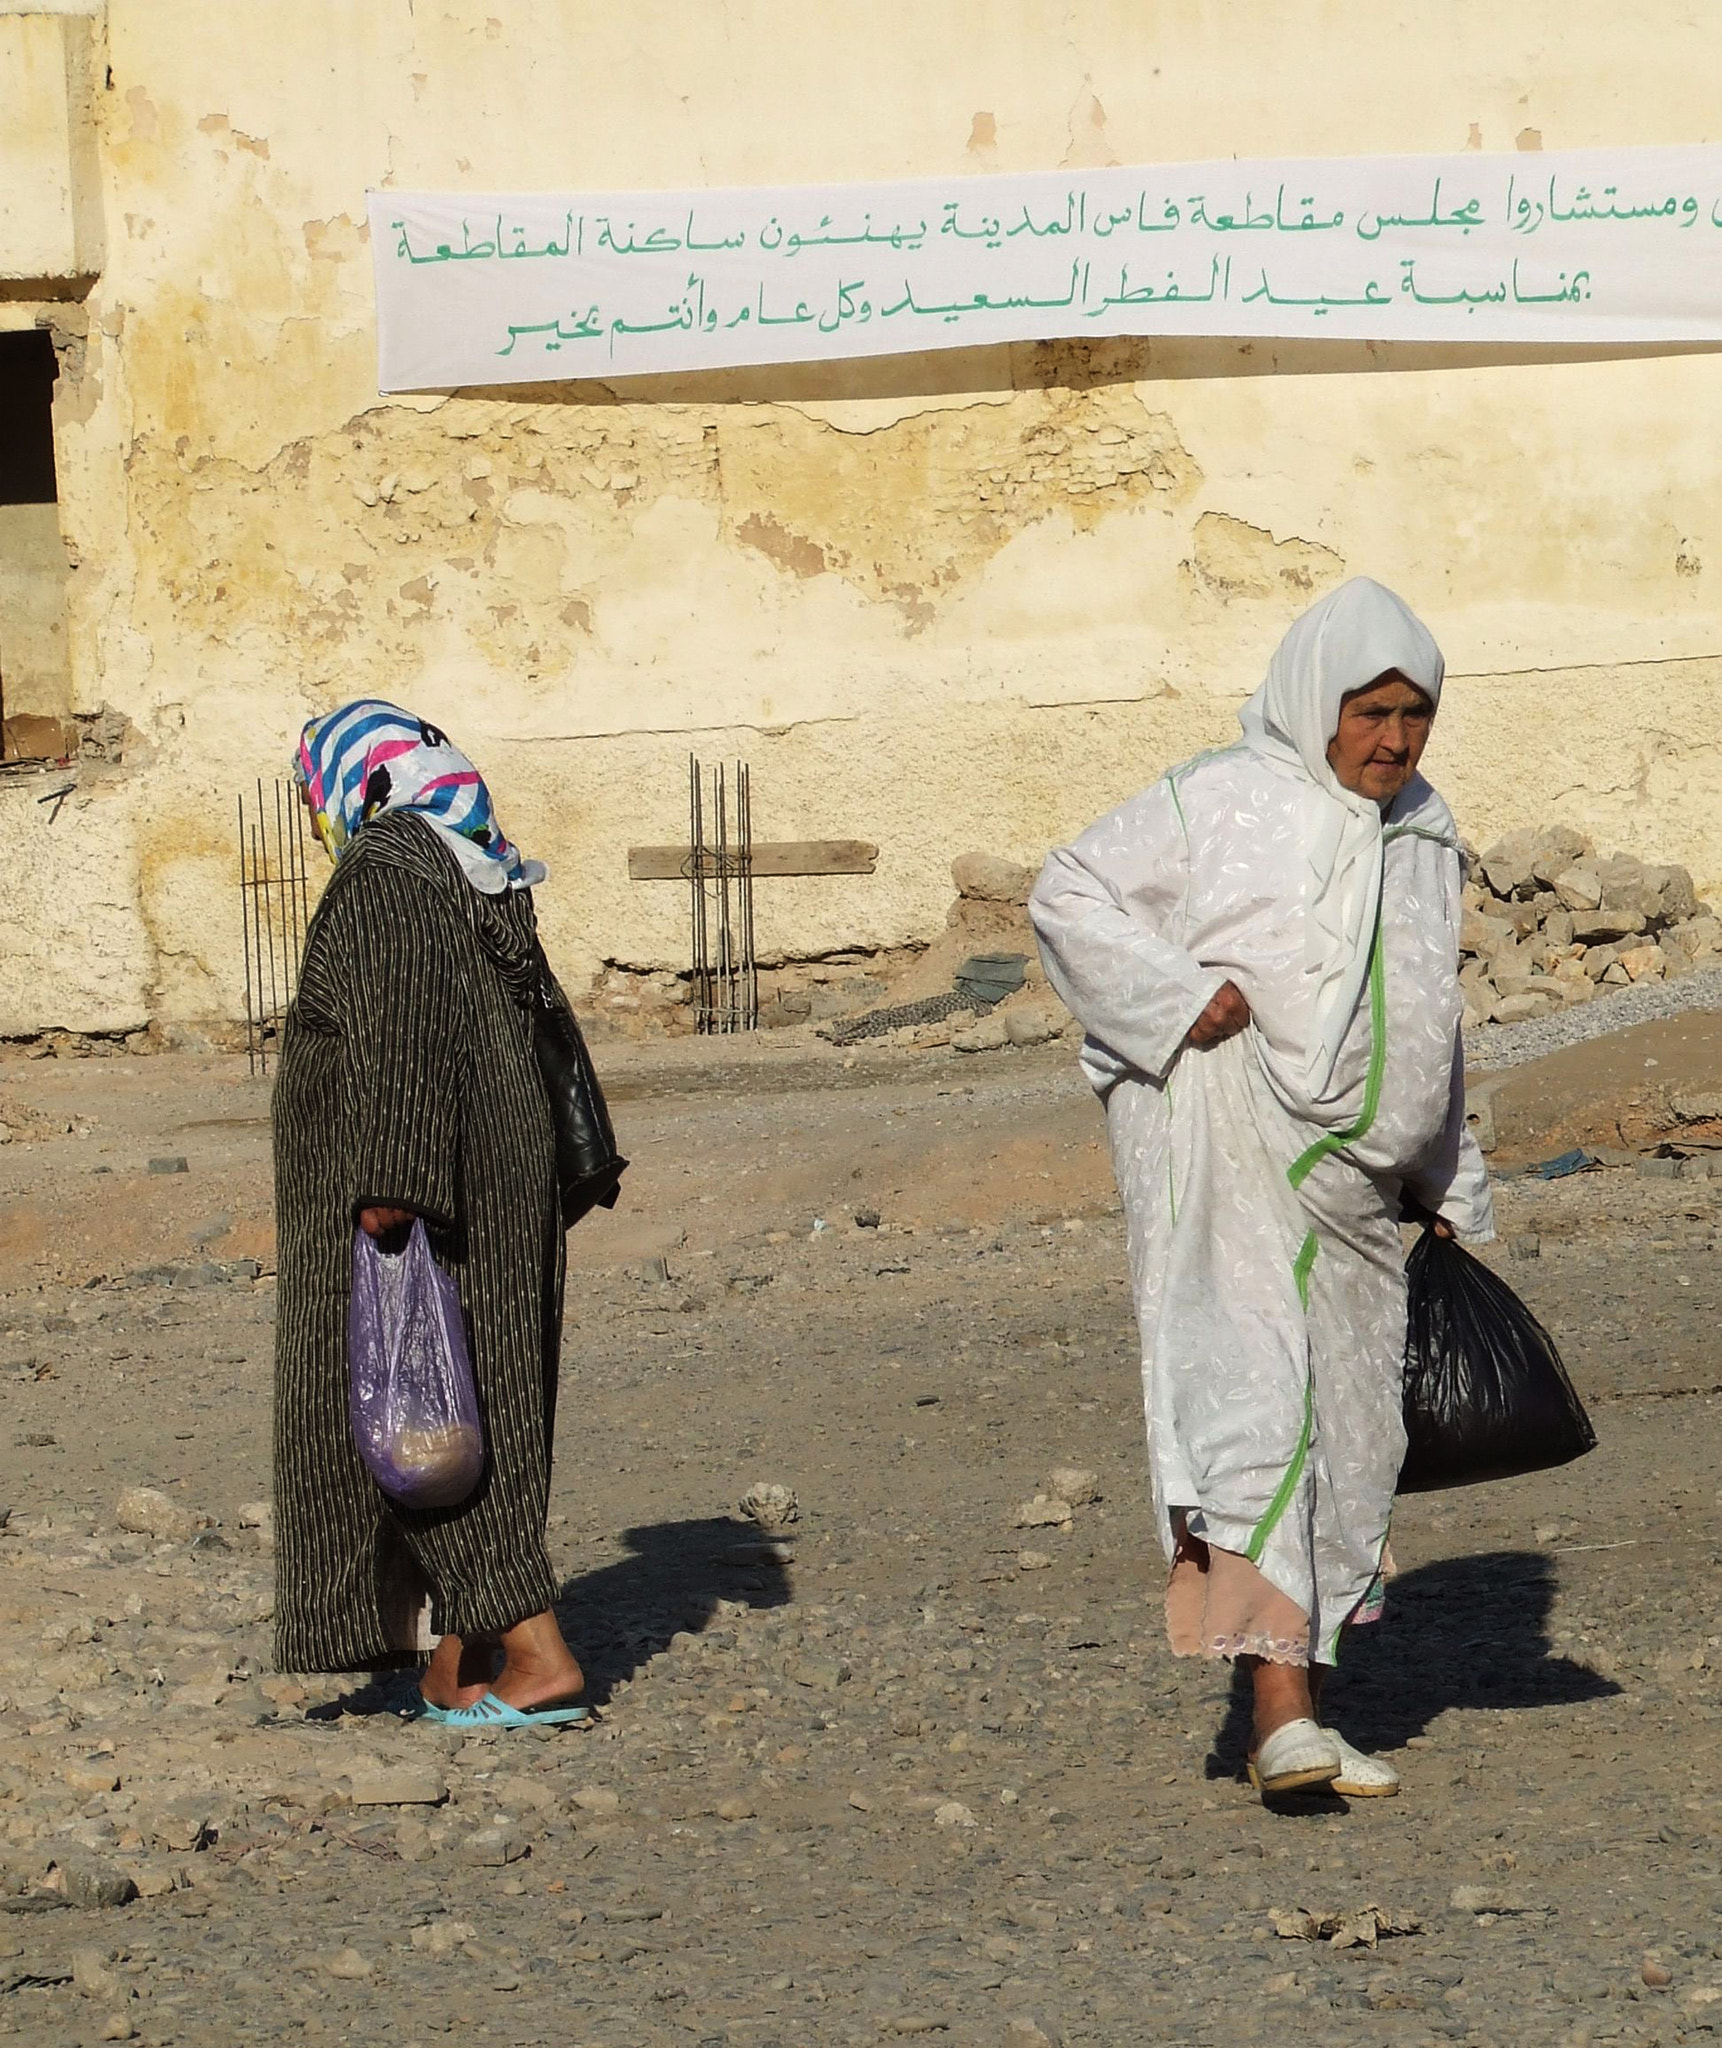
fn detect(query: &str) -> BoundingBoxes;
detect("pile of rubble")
[1461,826,1721,1028]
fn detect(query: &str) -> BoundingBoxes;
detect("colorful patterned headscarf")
[294,699,546,895]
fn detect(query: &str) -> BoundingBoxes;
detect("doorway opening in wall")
[0,328,73,762]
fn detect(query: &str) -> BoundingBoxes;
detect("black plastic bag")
[1399,1227,1596,1492]
[530,962,628,1229]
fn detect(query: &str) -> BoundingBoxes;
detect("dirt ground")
[1,1021,1720,2048]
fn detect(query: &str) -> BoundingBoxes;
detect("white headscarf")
[1237,577,1447,1096]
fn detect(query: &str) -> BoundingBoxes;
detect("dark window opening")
[0,331,59,505]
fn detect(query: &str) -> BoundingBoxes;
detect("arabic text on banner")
[369,147,1722,389]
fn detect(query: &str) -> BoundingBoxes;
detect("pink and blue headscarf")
[294,699,546,895]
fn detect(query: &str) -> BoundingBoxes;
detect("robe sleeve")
[327,861,466,1228]
[1402,1033,1496,1242]
[1029,781,1227,1084]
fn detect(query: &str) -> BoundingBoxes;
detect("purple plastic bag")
[348,1221,483,1510]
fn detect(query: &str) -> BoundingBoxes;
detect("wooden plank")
[628,839,878,882]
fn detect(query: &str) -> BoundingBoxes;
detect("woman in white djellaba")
[1029,577,1494,1802]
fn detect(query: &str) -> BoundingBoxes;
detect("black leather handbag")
[530,968,628,1228]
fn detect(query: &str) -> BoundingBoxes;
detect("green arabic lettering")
[1089,254,1224,311]
[1398,258,1507,307]
[1506,175,1547,236]
[1356,179,1483,240]
[1132,193,1181,235]
[940,200,1005,246]
[1242,269,1392,311]
[498,320,563,356]
[596,218,682,258]
[1547,176,1692,226]
[427,217,499,263]
[877,262,1081,323]
[816,280,870,333]
[1006,191,1085,239]
[1510,260,1593,305]
[1189,192,1276,233]
[685,210,746,254]
[496,305,605,357]
[756,285,814,327]
[1275,185,1345,233]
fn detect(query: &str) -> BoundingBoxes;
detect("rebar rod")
[238,792,257,1076]
[255,799,279,1072]
[691,754,710,1032]
[292,780,313,938]
[739,759,757,1029]
[274,776,299,1008]
[715,763,732,1031]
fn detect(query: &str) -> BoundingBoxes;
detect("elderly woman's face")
[1325,670,1435,806]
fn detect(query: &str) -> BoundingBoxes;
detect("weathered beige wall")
[0,504,71,725]
[5,1,1722,1032]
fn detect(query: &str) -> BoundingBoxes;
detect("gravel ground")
[1467,965,1722,1072]
[1,1045,1721,2048]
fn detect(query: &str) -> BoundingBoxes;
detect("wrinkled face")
[1325,670,1436,806]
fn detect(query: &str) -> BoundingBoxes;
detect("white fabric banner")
[370,146,1722,389]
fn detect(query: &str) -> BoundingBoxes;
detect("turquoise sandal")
[426,1689,590,1729]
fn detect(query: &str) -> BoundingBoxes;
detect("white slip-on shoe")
[1246,1717,1342,1795]
[1328,1732,1400,1797]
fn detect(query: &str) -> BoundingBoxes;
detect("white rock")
[1619,944,1666,983]
[1002,1007,1060,1049]
[410,1918,476,1957]
[951,1018,1010,1055]
[324,1947,372,1979]
[738,1482,798,1531]
[1016,1550,1052,1571]
[932,1800,978,1829]
[70,1945,125,2003]
[237,1501,273,1531]
[1013,1496,1074,1529]
[347,1768,447,1807]
[114,1487,199,1542]
[1552,868,1603,911]
[1047,1466,1100,1505]
[950,853,1034,904]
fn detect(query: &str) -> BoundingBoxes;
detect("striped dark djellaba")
[271,811,567,1671]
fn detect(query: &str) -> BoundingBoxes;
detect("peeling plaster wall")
[7,1,1722,1031]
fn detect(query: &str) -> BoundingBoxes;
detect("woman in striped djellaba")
[273,698,588,1728]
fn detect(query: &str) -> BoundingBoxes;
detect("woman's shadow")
[551,1516,792,1706]
[1204,1548,1619,1782]
[308,1516,790,1719]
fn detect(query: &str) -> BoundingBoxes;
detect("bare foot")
[419,1631,496,1711]
[487,1609,586,1713]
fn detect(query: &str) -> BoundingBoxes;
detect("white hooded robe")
[1030,580,1494,1664]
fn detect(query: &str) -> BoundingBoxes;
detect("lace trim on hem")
[1172,1632,1311,1668]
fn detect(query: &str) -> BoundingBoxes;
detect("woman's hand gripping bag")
[348,1221,484,1509]
[1399,1225,1596,1493]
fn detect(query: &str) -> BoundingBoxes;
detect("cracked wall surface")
[6,1,1722,1031]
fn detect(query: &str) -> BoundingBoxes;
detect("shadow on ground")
[1204,1548,1620,1781]
[553,1516,792,1706]
[306,1516,791,1720]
